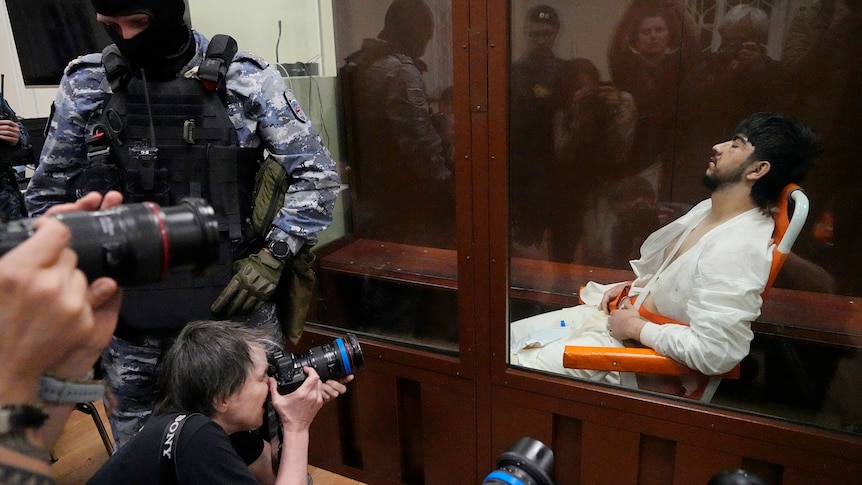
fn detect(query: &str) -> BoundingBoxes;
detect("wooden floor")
[51,401,365,484]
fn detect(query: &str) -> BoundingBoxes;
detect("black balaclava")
[378,0,434,59]
[91,0,191,73]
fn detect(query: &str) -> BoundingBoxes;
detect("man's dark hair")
[736,112,822,209]
[155,320,277,416]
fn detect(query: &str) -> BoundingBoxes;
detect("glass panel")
[188,0,458,354]
[311,0,458,353]
[507,0,862,436]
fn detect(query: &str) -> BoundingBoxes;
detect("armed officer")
[25,0,341,450]
[0,98,30,222]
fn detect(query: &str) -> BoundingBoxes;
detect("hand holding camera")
[268,334,364,395]
[0,196,219,286]
[0,191,123,404]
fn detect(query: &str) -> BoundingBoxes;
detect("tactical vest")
[88,36,263,333]
[94,36,259,239]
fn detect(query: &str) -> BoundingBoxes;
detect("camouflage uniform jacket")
[26,30,340,254]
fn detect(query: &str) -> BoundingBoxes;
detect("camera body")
[269,334,364,395]
[0,198,219,286]
[483,437,555,485]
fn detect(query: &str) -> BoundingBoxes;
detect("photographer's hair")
[735,112,822,210]
[719,4,770,45]
[155,320,279,416]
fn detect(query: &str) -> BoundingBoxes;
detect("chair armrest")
[562,346,741,379]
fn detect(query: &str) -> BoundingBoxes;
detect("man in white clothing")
[510,112,821,385]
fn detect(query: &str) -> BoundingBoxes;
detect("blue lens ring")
[336,338,352,375]
[483,471,524,485]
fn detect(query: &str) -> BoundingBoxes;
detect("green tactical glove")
[211,249,285,318]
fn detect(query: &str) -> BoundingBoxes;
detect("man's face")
[96,12,151,40]
[217,345,270,434]
[526,21,559,57]
[703,135,756,191]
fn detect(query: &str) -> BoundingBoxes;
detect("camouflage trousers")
[0,185,24,222]
[100,334,175,450]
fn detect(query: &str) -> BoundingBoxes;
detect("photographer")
[0,191,123,484]
[88,320,351,485]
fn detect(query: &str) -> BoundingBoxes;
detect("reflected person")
[511,113,821,393]
[509,4,587,257]
[701,4,782,135]
[676,5,784,206]
[341,0,454,249]
[549,63,648,267]
[608,0,701,199]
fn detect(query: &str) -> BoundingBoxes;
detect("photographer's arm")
[269,369,322,485]
[33,191,123,448]
[268,368,350,485]
[0,191,122,477]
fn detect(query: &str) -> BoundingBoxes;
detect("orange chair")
[562,184,809,402]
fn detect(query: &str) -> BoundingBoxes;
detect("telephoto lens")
[269,334,364,395]
[0,198,219,286]
[483,437,555,485]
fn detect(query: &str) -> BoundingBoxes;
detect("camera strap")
[159,412,202,484]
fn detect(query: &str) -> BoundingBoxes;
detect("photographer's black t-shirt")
[88,413,260,485]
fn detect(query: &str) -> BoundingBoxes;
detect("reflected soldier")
[509,4,585,257]
[341,0,454,249]
[340,0,456,342]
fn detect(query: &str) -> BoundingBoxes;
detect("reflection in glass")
[507,0,861,436]
[309,0,458,353]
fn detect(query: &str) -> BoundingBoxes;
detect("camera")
[0,198,219,286]
[483,437,555,485]
[268,334,364,395]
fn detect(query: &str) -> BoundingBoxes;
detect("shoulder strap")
[102,44,131,93]
[198,34,238,103]
[159,412,203,485]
